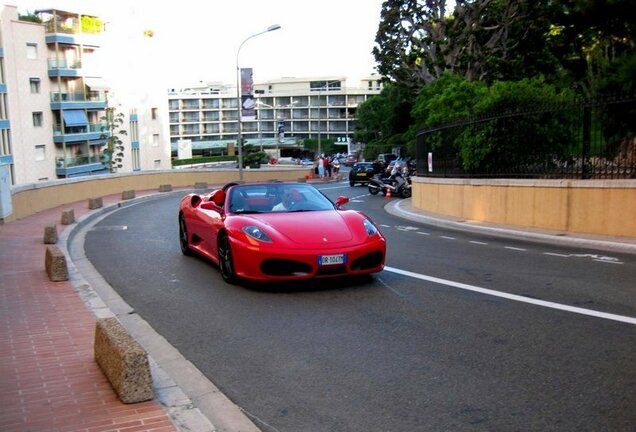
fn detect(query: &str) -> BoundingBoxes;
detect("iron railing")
[416,97,636,179]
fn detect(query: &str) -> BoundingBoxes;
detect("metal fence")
[416,97,636,179]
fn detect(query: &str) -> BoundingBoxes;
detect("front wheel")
[349,180,355,187]
[218,234,236,284]
[368,184,380,195]
[179,214,193,256]
[401,187,412,199]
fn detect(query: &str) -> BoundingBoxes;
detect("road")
[82,181,636,432]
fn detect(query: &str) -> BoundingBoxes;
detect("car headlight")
[363,219,379,236]
[242,226,272,242]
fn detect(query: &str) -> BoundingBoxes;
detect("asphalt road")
[83,181,636,432]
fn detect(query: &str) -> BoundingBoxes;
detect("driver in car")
[272,189,300,211]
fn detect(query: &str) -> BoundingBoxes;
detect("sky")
[13,0,386,88]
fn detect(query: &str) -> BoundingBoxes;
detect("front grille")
[350,252,384,271]
[261,259,312,276]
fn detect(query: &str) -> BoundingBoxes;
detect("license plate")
[318,254,346,266]
[356,172,367,177]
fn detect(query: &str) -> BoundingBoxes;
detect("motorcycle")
[368,167,412,198]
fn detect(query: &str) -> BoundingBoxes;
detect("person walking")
[317,155,325,178]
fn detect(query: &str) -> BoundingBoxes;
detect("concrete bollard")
[88,197,103,209]
[61,209,75,225]
[43,224,58,244]
[45,245,68,281]
[121,190,136,200]
[94,317,154,404]
[158,184,172,192]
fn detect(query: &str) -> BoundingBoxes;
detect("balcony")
[55,154,107,177]
[50,91,107,110]
[53,122,109,143]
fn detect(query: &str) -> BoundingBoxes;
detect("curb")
[58,190,259,432]
[385,199,636,255]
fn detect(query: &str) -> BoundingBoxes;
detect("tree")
[100,105,127,173]
[354,83,414,157]
[373,0,558,88]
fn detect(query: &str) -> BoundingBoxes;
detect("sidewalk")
[0,191,187,432]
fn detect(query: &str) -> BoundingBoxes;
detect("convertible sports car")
[178,182,386,283]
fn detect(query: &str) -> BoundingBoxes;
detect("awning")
[84,77,110,91]
[62,109,88,126]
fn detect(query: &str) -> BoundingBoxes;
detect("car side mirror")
[335,196,349,209]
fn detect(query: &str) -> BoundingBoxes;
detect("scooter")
[368,168,412,198]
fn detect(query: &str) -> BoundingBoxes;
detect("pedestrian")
[317,155,325,178]
[325,155,332,177]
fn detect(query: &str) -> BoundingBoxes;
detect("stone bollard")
[43,224,58,244]
[158,184,172,192]
[194,182,208,190]
[94,317,154,404]
[61,209,75,225]
[45,245,68,281]
[121,190,135,200]
[88,197,103,209]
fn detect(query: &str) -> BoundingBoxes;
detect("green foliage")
[242,144,268,167]
[172,155,235,166]
[18,11,41,23]
[413,74,577,171]
[355,83,414,158]
[100,106,127,173]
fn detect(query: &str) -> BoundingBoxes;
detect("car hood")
[247,211,356,246]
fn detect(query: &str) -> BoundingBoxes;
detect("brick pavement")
[0,192,177,432]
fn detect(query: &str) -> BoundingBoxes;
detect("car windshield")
[228,183,336,214]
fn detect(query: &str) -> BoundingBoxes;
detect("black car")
[348,162,375,186]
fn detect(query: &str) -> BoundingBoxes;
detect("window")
[151,107,158,120]
[35,145,46,161]
[30,78,40,93]
[154,159,161,168]
[26,43,37,60]
[32,112,43,127]
[152,134,159,147]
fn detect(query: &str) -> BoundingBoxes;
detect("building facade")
[168,76,384,157]
[0,5,170,187]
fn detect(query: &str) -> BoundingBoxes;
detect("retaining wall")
[412,177,636,238]
[4,168,311,223]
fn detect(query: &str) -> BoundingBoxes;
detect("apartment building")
[168,75,384,157]
[0,5,170,186]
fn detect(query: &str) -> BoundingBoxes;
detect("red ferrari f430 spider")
[178,182,386,283]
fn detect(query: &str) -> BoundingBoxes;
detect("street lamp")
[236,24,281,180]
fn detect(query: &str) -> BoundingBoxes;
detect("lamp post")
[236,24,281,180]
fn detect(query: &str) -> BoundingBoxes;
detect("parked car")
[348,162,375,186]
[178,181,386,283]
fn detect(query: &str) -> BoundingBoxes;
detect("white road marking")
[380,224,391,228]
[594,259,623,265]
[440,236,456,240]
[505,246,527,251]
[469,241,488,245]
[417,232,431,236]
[396,226,420,231]
[544,252,569,257]
[383,266,636,326]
